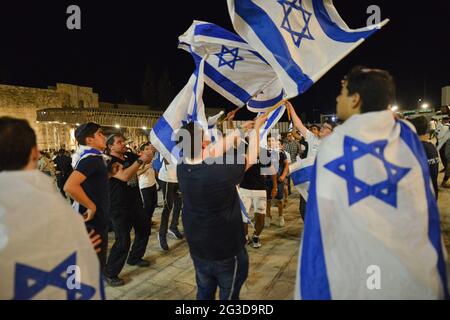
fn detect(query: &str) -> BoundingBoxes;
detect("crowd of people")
[1,66,449,300]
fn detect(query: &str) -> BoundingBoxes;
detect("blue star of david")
[13,252,96,300]
[215,45,244,70]
[278,0,314,48]
[324,136,411,208]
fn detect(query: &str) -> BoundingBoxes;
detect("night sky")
[0,1,449,122]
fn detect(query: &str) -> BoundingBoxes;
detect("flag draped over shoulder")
[296,111,449,300]
[0,171,104,300]
[179,20,284,112]
[228,0,389,99]
[150,58,208,163]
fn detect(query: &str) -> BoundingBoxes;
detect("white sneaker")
[265,217,271,228]
[279,216,285,227]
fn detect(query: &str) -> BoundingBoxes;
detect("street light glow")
[142,126,147,130]
[421,103,429,109]
[115,124,121,129]
[391,105,399,112]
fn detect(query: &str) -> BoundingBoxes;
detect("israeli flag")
[228,0,389,99]
[207,111,225,144]
[0,170,104,300]
[150,58,208,163]
[290,157,315,200]
[296,111,449,299]
[237,187,254,227]
[259,104,286,149]
[179,21,284,112]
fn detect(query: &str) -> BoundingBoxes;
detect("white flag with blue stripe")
[228,0,389,99]
[207,111,224,144]
[150,58,208,163]
[0,171,104,300]
[237,187,254,227]
[179,21,284,112]
[290,157,314,200]
[296,111,449,299]
[259,104,286,149]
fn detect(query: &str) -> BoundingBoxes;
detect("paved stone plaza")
[105,174,450,300]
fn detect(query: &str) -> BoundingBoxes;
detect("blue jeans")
[191,248,249,300]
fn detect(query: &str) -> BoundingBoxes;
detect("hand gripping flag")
[178,20,284,113]
[150,58,208,163]
[296,111,449,300]
[228,0,389,99]
[290,156,315,201]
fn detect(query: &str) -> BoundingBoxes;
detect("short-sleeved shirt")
[53,155,73,177]
[75,156,110,228]
[305,130,321,159]
[177,154,246,261]
[422,141,439,199]
[268,149,288,177]
[108,153,143,209]
[240,148,271,191]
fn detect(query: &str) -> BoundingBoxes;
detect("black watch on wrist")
[136,158,144,165]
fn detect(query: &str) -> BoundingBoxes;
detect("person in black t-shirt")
[265,136,289,228]
[64,122,109,269]
[177,115,266,300]
[239,147,277,249]
[53,148,73,199]
[409,116,440,199]
[103,133,153,287]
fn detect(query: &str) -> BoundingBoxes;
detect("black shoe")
[127,259,150,267]
[104,275,125,287]
[168,228,183,240]
[158,234,169,251]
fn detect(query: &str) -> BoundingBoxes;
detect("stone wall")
[0,83,99,149]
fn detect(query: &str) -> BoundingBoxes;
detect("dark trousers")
[105,204,151,278]
[159,181,182,236]
[287,176,292,194]
[191,248,249,300]
[440,142,447,169]
[56,175,68,199]
[86,221,109,270]
[299,195,307,221]
[141,185,158,220]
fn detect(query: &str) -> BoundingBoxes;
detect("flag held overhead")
[228,0,389,99]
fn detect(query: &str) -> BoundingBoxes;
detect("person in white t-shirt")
[138,143,158,226]
[157,155,183,251]
[285,101,335,219]
[286,102,334,160]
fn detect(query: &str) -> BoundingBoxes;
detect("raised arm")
[286,101,309,138]
[245,114,268,171]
